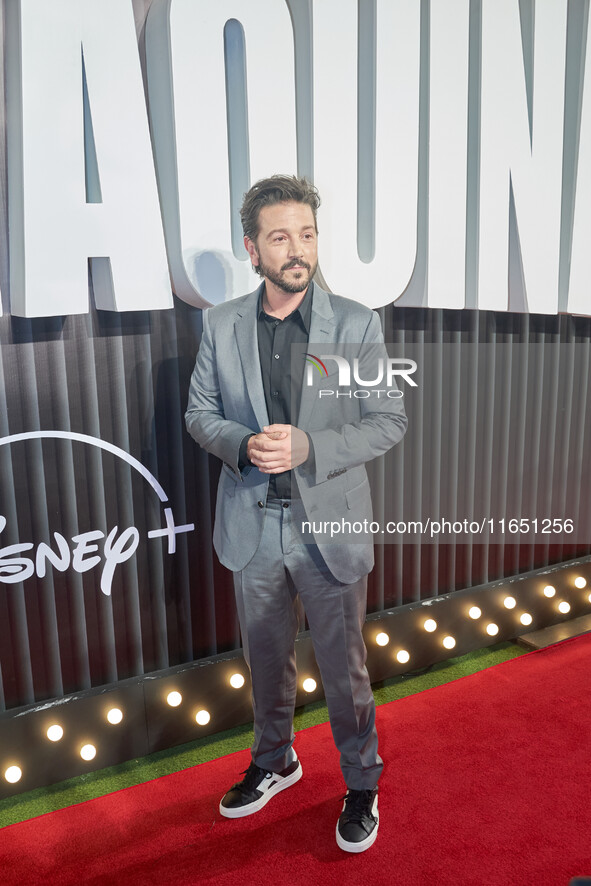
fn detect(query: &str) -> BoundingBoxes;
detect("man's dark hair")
[240,175,321,242]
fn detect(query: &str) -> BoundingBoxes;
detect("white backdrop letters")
[3,0,589,317]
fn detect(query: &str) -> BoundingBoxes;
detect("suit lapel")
[297,285,336,429]
[234,285,270,430]
[233,283,336,431]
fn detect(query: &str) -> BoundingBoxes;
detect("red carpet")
[1,635,591,886]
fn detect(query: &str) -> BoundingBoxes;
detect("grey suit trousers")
[233,498,382,790]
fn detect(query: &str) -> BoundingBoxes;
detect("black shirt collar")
[257,281,314,334]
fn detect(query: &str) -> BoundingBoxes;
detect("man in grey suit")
[185,175,407,853]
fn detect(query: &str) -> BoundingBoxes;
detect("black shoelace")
[233,762,269,794]
[342,789,376,823]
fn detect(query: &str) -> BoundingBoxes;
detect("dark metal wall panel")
[372,308,591,616]
[1,301,591,714]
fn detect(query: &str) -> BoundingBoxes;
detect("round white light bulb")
[107,708,123,725]
[575,576,587,589]
[424,619,437,633]
[503,597,516,610]
[4,766,22,784]
[558,601,571,614]
[167,691,182,707]
[375,632,389,647]
[303,678,317,693]
[195,710,211,726]
[543,585,556,598]
[486,623,499,636]
[468,606,482,620]
[47,724,64,742]
[443,636,456,650]
[520,612,533,626]
[80,744,96,761]
[230,673,245,689]
[396,650,410,664]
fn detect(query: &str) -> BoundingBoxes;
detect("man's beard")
[258,257,317,293]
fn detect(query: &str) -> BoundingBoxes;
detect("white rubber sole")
[219,761,303,819]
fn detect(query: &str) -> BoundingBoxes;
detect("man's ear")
[244,236,259,267]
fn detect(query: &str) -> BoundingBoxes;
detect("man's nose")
[287,237,303,257]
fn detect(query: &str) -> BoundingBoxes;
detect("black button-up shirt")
[240,282,313,499]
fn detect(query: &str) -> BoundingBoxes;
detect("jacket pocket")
[345,478,370,510]
[221,463,238,496]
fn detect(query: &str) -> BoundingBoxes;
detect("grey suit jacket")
[185,283,407,583]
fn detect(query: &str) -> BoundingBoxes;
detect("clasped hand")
[247,424,309,474]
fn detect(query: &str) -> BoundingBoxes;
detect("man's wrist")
[238,433,256,470]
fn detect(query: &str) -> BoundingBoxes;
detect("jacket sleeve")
[185,310,255,477]
[302,311,408,485]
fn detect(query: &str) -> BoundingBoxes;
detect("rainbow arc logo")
[305,353,329,377]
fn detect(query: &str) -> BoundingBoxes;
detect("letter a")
[6,0,172,317]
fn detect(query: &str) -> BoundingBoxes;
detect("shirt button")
[274,354,280,360]
[257,501,264,508]
[273,391,279,396]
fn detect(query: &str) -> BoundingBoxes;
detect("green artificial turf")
[0,641,526,829]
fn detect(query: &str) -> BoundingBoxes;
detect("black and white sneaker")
[336,787,379,853]
[219,753,302,818]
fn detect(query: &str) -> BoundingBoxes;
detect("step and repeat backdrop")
[0,0,590,711]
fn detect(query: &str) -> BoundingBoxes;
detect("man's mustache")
[281,259,312,272]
